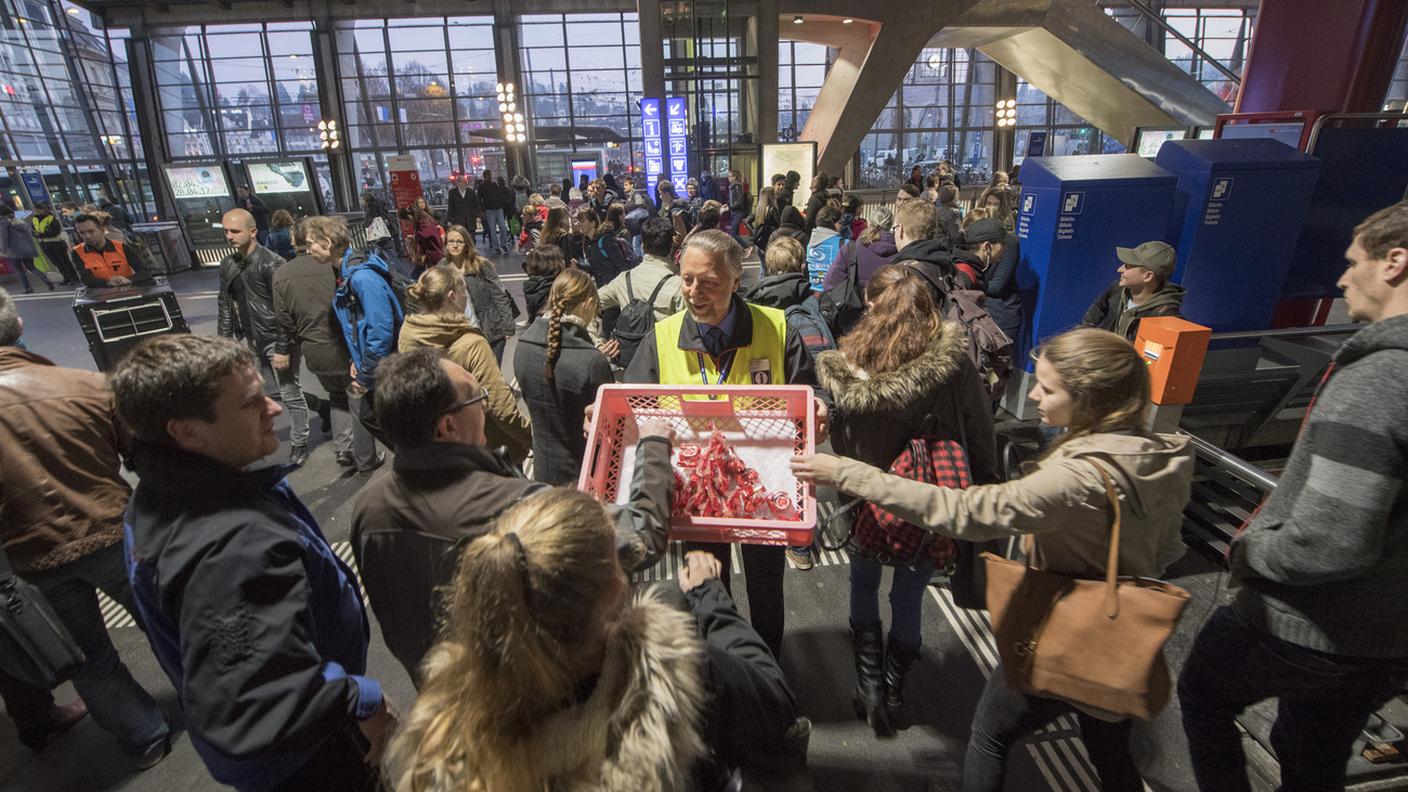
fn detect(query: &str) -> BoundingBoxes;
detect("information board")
[164,165,230,200]
[666,96,689,195]
[246,161,311,194]
[641,98,664,203]
[19,171,50,205]
[387,154,424,238]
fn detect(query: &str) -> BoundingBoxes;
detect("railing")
[1102,0,1243,94]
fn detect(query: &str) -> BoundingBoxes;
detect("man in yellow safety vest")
[624,229,829,659]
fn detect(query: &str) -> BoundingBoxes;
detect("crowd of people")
[1,154,1405,792]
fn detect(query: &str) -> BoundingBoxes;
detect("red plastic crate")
[578,384,817,546]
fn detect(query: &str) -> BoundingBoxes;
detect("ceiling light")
[498,102,507,112]
[842,17,853,24]
[793,15,803,24]
[65,6,80,13]
[513,112,523,123]
[505,82,514,92]
[507,101,516,112]
[495,81,504,92]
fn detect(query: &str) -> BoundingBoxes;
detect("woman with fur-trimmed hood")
[389,488,803,792]
[814,265,998,737]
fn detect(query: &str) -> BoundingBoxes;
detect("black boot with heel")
[851,622,894,737]
[883,637,921,719]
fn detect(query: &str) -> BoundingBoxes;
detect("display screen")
[245,161,311,194]
[1134,128,1186,158]
[164,165,230,200]
[1219,121,1306,149]
[571,159,599,184]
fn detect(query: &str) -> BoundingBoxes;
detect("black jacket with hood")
[774,206,809,245]
[1082,281,1187,341]
[892,239,957,306]
[744,271,812,310]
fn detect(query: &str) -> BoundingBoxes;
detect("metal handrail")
[1209,324,1361,342]
[1305,112,1408,153]
[1178,431,1278,493]
[1120,0,1243,85]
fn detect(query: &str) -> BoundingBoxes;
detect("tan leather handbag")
[982,462,1191,721]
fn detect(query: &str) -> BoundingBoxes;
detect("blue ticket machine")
[1156,139,1321,333]
[1010,154,1177,417]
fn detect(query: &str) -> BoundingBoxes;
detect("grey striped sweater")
[1231,313,1408,659]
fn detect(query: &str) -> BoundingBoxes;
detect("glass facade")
[5,3,1408,219]
[335,15,503,201]
[518,12,640,188]
[0,0,152,214]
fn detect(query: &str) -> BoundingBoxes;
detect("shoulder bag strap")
[646,274,672,305]
[1089,460,1123,618]
[625,271,637,302]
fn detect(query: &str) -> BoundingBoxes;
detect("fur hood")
[815,320,968,415]
[394,588,708,792]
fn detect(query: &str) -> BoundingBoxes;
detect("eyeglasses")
[442,388,489,417]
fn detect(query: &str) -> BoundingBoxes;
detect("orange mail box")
[1133,316,1211,406]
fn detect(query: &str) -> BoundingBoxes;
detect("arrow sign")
[666,96,686,119]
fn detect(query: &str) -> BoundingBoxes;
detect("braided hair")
[543,267,598,384]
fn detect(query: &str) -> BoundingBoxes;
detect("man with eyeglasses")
[349,348,678,687]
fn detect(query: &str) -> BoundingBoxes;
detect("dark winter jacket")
[0,216,39,259]
[984,233,1023,344]
[821,232,898,292]
[803,192,827,230]
[458,261,517,344]
[936,204,963,251]
[1081,281,1186,342]
[218,243,287,354]
[236,194,270,231]
[744,271,812,310]
[267,227,295,261]
[816,322,998,486]
[125,441,378,792]
[334,248,405,389]
[0,348,128,573]
[751,206,780,249]
[893,239,957,307]
[477,180,505,212]
[523,273,555,319]
[446,186,481,230]
[411,216,444,267]
[271,254,351,377]
[950,248,987,292]
[1231,314,1408,659]
[351,437,674,686]
[513,317,614,485]
[774,207,808,245]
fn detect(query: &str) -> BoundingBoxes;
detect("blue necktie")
[704,326,727,358]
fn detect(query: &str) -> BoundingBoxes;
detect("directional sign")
[665,96,689,190]
[641,98,664,203]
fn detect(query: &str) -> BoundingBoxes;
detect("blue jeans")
[22,542,169,757]
[1179,605,1408,792]
[849,555,932,649]
[964,665,1142,791]
[484,209,509,251]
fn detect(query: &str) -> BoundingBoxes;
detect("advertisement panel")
[246,161,311,194]
[164,165,230,200]
[387,154,424,238]
[761,142,817,216]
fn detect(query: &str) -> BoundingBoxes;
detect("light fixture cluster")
[318,119,340,150]
[792,15,803,24]
[497,81,526,144]
[995,99,1017,128]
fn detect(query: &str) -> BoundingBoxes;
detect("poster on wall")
[245,161,312,194]
[164,165,231,200]
[761,141,817,217]
[387,154,424,238]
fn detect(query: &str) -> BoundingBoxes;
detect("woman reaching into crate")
[389,489,809,792]
[812,265,998,736]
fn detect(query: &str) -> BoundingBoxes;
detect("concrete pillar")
[794,19,935,176]
[312,21,355,213]
[1237,0,1408,114]
[993,65,1017,173]
[493,0,531,181]
[755,0,779,146]
[638,0,666,106]
[123,31,175,221]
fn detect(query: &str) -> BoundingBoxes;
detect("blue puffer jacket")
[334,249,404,389]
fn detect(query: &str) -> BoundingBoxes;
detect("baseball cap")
[1116,241,1176,279]
[964,217,1006,245]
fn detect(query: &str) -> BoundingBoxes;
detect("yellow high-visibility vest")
[654,303,787,387]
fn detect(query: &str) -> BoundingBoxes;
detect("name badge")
[749,357,772,384]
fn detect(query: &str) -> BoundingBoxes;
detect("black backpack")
[612,273,674,369]
[586,234,634,288]
[817,241,866,337]
[784,299,837,358]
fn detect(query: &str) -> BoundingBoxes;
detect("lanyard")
[696,348,738,386]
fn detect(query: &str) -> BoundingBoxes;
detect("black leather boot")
[851,622,894,737]
[884,637,921,715]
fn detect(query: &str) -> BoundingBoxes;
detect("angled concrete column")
[637,0,666,103]
[793,19,935,176]
[124,31,175,221]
